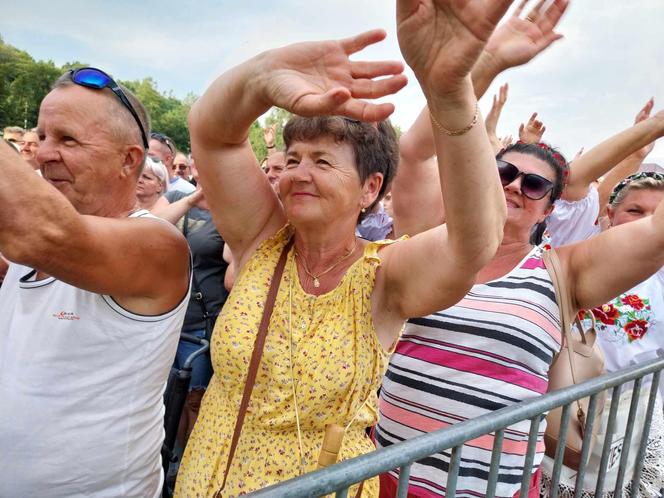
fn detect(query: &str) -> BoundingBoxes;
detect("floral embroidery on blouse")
[579,294,652,343]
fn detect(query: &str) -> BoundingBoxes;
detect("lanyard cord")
[289,254,375,474]
[289,256,307,475]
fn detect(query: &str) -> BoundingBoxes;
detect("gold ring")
[525,15,536,22]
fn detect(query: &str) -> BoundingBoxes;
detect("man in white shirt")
[0,67,190,498]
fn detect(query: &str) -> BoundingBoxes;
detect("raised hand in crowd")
[501,134,514,148]
[472,0,569,96]
[563,98,662,202]
[571,146,584,162]
[262,123,277,152]
[518,111,546,143]
[394,0,569,237]
[485,82,509,153]
[595,98,655,213]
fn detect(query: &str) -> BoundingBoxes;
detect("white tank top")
[0,213,190,498]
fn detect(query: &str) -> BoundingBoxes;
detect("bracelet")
[266,145,275,149]
[430,102,479,137]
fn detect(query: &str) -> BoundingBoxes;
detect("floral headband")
[609,171,664,205]
[513,140,570,187]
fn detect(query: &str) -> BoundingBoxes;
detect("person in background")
[149,131,195,194]
[20,128,40,171]
[136,156,170,211]
[544,98,661,247]
[2,126,24,144]
[541,172,664,497]
[173,151,192,181]
[262,123,287,192]
[152,158,229,446]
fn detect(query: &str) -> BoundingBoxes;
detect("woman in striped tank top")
[377,134,664,495]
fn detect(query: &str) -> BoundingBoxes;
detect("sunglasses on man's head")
[150,132,175,154]
[69,67,148,148]
[496,159,554,200]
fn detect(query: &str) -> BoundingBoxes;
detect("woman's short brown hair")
[283,116,399,216]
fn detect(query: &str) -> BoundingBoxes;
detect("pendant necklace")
[295,238,358,288]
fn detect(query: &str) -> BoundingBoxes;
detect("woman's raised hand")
[260,29,407,122]
[396,0,515,98]
[483,0,569,70]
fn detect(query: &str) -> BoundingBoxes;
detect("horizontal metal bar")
[246,357,664,498]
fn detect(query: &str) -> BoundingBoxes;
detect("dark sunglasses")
[497,159,554,200]
[69,67,148,148]
[150,132,175,154]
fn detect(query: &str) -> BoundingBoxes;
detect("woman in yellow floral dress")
[175,1,517,496]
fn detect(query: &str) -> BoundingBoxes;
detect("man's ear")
[122,145,145,179]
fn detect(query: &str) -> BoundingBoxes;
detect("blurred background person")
[136,157,169,211]
[2,126,24,145]
[20,128,40,171]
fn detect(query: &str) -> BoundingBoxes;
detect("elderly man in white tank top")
[0,67,191,498]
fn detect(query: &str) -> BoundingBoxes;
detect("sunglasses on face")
[150,132,175,154]
[69,67,149,148]
[497,159,554,200]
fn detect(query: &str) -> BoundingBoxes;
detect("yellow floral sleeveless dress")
[175,226,400,497]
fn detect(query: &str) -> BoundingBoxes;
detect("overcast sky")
[2,1,663,162]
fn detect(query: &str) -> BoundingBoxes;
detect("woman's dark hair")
[496,141,569,245]
[283,116,399,220]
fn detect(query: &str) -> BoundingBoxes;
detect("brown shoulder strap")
[542,248,578,379]
[218,237,294,492]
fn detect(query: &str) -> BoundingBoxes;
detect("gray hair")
[3,126,25,136]
[143,157,169,194]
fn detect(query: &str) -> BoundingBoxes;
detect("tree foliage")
[0,38,400,158]
[0,37,196,152]
[249,107,293,161]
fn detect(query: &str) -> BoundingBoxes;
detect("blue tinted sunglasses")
[69,67,149,148]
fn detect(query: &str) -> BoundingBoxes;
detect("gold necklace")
[295,238,358,288]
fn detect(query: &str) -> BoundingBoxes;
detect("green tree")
[0,38,60,129]
[121,78,194,152]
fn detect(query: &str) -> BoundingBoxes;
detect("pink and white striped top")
[377,246,562,498]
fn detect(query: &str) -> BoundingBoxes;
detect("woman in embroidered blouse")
[173,1,520,496]
[380,54,664,498]
[540,172,664,498]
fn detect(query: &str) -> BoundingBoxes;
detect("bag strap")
[182,211,211,326]
[542,248,587,426]
[218,237,294,492]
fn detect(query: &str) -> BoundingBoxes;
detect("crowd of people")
[1,1,663,497]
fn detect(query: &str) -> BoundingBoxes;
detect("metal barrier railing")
[246,356,664,498]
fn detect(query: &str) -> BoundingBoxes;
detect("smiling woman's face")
[279,135,371,229]
[608,188,664,227]
[500,151,556,236]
